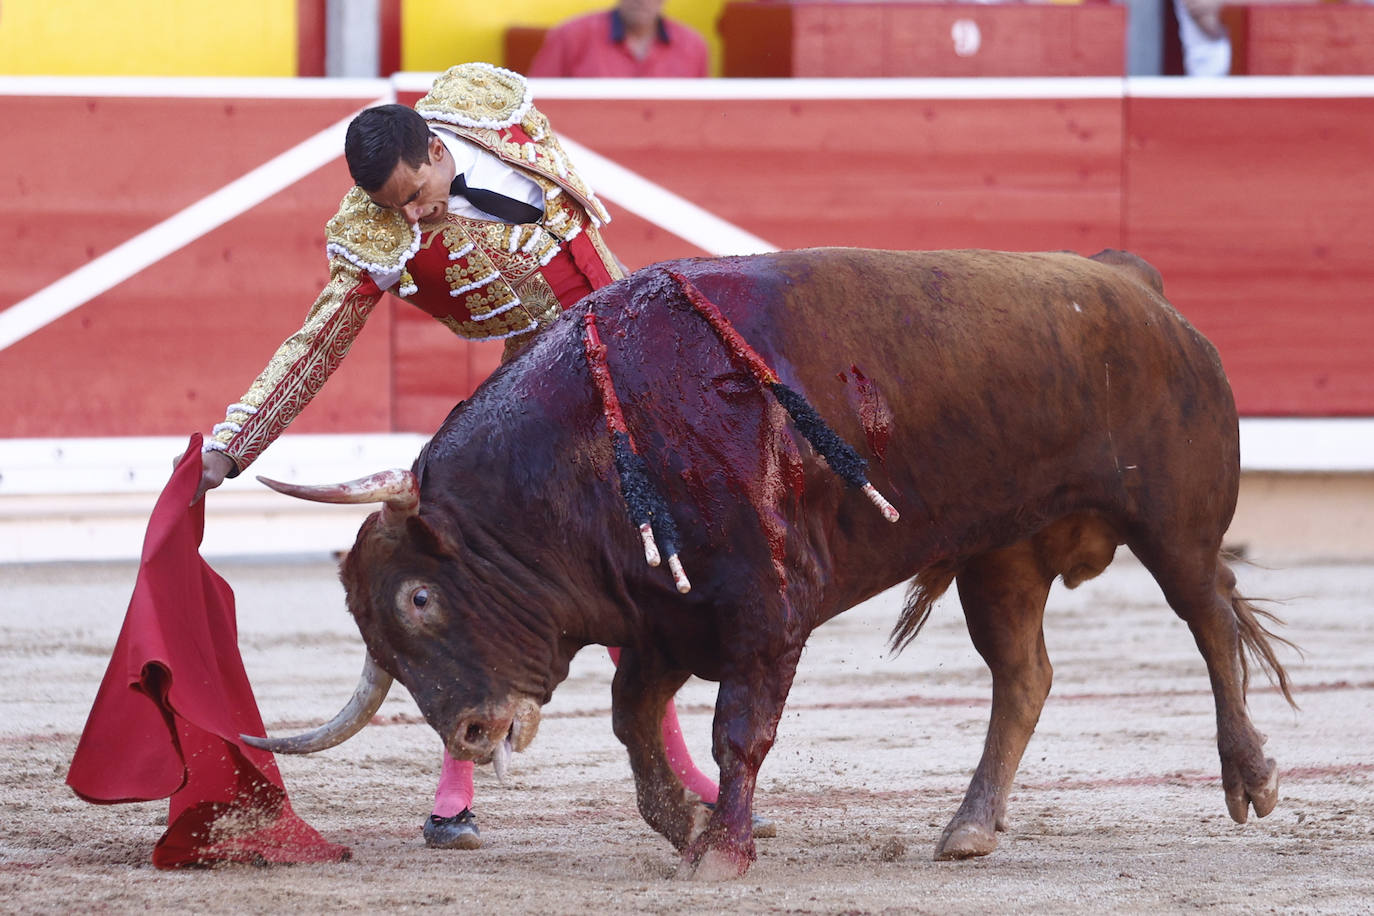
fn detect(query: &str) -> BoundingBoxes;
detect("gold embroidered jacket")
[206,63,620,474]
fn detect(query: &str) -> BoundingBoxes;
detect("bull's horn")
[241,654,393,754]
[257,468,419,524]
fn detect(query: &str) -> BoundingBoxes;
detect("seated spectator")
[1175,0,1231,76]
[528,0,709,78]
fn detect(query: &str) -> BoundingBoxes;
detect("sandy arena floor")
[2,552,1372,913]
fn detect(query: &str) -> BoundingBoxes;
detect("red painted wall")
[0,94,389,439]
[1235,6,1374,75]
[717,2,1127,77]
[1,86,1370,446]
[1123,95,1374,415]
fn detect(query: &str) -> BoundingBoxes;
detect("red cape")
[66,435,349,867]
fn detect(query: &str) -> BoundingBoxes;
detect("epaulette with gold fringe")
[324,187,421,275]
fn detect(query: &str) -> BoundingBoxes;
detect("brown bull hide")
[318,248,1291,879]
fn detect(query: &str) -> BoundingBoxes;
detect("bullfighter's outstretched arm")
[203,257,385,478]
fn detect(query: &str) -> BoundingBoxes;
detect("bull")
[247,248,1293,879]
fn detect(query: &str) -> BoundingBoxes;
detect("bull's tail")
[1230,584,1300,709]
[889,561,958,653]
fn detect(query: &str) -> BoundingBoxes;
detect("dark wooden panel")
[720,2,1126,77]
[717,2,794,77]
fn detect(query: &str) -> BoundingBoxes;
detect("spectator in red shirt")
[528,0,709,78]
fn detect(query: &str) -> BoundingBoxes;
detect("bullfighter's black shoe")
[702,802,778,839]
[423,808,482,849]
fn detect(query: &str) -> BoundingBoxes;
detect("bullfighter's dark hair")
[344,104,434,192]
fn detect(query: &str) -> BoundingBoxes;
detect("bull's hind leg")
[610,651,709,851]
[1134,545,1288,822]
[936,539,1057,860]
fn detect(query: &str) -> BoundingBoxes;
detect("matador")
[195,63,772,850]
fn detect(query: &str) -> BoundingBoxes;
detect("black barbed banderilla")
[665,267,900,524]
[582,275,900,596]
[583,313,692,594]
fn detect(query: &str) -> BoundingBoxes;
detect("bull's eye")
[395,580,436,628]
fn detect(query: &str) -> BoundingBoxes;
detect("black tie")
[449,173,543,224]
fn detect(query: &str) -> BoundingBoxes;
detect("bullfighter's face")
[366,134,455,226]
[339,511,542,765]
[618,0,666,32]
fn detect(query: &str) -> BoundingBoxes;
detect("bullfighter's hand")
[192,449,236,505]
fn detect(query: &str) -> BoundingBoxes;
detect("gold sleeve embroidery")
[207,258,382,473]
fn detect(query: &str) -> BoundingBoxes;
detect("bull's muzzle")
[447,697,542,766]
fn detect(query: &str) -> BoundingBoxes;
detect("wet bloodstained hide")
[603,262,808,609]
[326,248,1279,879]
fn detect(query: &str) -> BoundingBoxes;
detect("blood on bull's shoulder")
[247,247,1293,880]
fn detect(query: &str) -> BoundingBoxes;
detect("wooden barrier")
[1124,88,1374,414]
[717,1,1127,77]
[1231,4,1374,75]
[2,78,1371,448]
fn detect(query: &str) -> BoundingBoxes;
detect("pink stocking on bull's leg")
[610,650,708,851]
[937,541,1056,860]
[607,647,719,802]
[1136,546,1294,822]
[424,752,480,849]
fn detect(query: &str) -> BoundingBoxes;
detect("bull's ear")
[405,514,459,559]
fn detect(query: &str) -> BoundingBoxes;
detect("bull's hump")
[1087,249,1165,296]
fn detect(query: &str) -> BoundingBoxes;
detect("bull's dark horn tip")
[239,732,271,749]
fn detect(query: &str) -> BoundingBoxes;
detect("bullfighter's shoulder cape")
[204,63,619,473]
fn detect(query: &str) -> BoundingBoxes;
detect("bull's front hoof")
[1225,757,1279,824]
[934,821,998,861]
[423,809,482,850]
[681,846,752,881]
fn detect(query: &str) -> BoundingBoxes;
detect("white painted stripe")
[530,76,1131,100]
[1128,75,1374,99]
[0,434,429,496]
[0,421,1368,500]
[1239,418,1374,473]
[396,72,1131,100]
[6,73,1371,104]
[407,73,1374,102]
[0,100,388,353]
[0,75,390,98]
[558,136,777,257]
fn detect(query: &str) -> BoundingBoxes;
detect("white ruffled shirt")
[435,127,545,221]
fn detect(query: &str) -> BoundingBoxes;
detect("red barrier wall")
[1,81,1370,446]
[0,92,390,439]
[1123,94,1374,414]
[1234,6,1374,75]
[717,2,1127,77]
